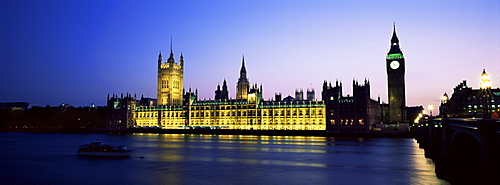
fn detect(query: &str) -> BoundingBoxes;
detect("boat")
[77,141,132,157]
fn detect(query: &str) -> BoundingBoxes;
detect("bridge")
[415,118,500,184]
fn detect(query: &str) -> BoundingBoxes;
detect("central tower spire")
[168,36,174,63]
[240,55,247,78]
[236,55,250,99]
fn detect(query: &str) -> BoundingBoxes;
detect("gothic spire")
[388,23,403,55]
[240,55,247,78]
[168,37,174,63]
[391,23,399,44]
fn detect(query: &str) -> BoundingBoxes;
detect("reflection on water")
[0,133,449,184]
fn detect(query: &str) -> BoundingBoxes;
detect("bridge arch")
[449,131,481,183]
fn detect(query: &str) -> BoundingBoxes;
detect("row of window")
[329,119,365,125]
[190,105,323,110]
[133,124,325,130]
[160,79,181,89]
[464,104,500,110]
[141,122,324,125]
[136,122,324,126]
[136,109,324,118]
[190,110,323,117]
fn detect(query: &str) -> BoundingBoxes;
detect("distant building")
[0,102,32,111]
[406,106,424,124]
[106,94,136,130]
[440,69,500,118]
[322,79,381,132]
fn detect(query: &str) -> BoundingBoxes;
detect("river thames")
[0,132,449,184]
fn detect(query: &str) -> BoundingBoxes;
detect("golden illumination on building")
[134,98,325,130]
[157,41,184,106]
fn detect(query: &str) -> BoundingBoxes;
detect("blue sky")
[1,0,499,112]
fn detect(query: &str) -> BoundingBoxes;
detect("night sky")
[1,1,499,112]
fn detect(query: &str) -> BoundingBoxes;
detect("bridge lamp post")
[480,69,491,119]
[428,104,433,117]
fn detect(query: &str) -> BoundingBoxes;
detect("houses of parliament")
[106,26,411,132]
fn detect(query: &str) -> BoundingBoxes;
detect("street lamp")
[480,69,492,118]
[428,104,433,117]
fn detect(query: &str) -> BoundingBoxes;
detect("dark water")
[0,133,449,184]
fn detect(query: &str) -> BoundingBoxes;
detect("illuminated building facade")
[157,41,184,106]
[386,24,406,123]
[322,79,381,132]
[440,69,500,118]
[107,50,326,130]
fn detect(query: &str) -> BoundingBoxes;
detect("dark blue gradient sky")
[1,0,499,111]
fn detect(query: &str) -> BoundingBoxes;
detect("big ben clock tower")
[386,24,406,123]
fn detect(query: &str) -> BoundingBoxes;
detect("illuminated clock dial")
[390,60,400,69]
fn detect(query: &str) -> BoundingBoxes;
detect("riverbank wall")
[2,128,414,138]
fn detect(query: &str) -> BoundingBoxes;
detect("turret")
[158,51,163,65]
[222,79,229,99]
[215,84,222,100]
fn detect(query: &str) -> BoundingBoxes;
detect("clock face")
[390,60,400,69]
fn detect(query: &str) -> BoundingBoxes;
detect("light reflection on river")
[0,133,449,184]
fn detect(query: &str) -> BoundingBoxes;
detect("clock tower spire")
[236,56,250,100]
[386,24,406,124]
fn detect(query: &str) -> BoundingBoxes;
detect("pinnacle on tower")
[180,52,184,66]
[388,24,403,55]
[167,37,175,63]
[391,23,399,44]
